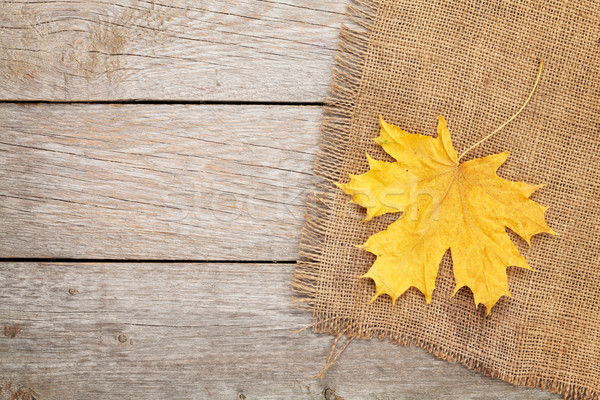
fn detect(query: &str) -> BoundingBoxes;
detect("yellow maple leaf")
[338,116,555,313]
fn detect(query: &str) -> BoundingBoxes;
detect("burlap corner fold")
[292,0,600,398]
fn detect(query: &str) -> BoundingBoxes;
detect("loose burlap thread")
[292,0,600,398]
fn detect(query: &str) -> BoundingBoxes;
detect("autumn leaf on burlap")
[338,116,555,313]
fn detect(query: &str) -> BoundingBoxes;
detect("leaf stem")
[458,60,544,161]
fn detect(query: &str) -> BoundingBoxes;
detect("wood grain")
[0,2,565,398]
[0,262,559,400]
[0,0,346,102]
[0,103,320,260]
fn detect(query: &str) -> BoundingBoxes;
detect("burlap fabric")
[292,0,600,398]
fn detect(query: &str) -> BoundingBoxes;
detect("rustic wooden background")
[0,1,560,399]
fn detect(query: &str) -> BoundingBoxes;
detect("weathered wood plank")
[0,262,559,399]
[0,103,319,259]
[0,0,346,102]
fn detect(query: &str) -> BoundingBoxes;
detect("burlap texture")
[292,0,600,398]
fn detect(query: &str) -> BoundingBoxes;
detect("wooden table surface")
[0,1,560,399]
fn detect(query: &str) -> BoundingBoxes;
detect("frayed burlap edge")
[291,1,598,399]
[291,0,378,316]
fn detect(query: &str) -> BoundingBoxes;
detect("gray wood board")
[0,103,320,260]
[0,0,346,102]
[0,262,559,400]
